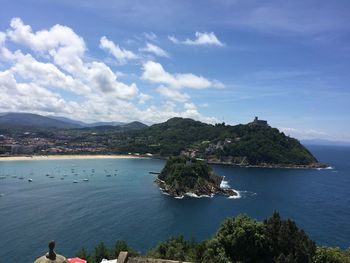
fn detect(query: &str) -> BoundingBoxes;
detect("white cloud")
[138,92,152,104]
[144,32,157,41]
[140,43,169,57]
[157,85,190,102]
[0,17,219,125]
[10,52,90,95]
[280,127,328,140]
[169,32,224,46]
[0,70,81,115]
[86,62,138,99]
[7,17,86,75]
[142,61,223,89]
[100,36,138,64]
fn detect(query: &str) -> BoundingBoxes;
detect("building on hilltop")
[250,116,268,126]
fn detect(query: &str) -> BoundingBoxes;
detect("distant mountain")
[49,117,126,128]
[86,121,125,127]
[48,116,87,127]
[121,121,148,130]
[0,112,147,130]
[0,112,82,129]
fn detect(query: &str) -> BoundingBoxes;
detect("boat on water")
[149,171,161,175]
[83,178,89,182]
[28,178,33,182]
[0,176,6,179]
[45,174,50,176]
[18,176,24,180]
[60,177,64,180]
[49,176,55,178]
[106,174,111,177]
[73,180,78,183]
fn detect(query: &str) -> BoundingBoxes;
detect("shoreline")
[0,154,328,169]
[0,154,148,161]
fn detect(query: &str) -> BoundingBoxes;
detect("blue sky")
[0,0,349,141]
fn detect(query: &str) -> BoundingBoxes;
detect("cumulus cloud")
[138,92,152,104]
[7,17,86,74]
[0,18,220,124]
[100,36,138,64]
[142,60,224,89]
[157,85,190,102]
[169,32,224,46]
[140,43,169,57]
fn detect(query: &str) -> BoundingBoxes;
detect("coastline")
[0,154,328,169]
[0,154,148,161]
[207,160,328,170]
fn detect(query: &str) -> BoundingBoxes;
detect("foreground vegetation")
[77,212,350,263]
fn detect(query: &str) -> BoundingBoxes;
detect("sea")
[0,145,349,263]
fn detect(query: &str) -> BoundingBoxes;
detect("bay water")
[0,145,349,262]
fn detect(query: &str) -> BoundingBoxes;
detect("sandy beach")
[0,154,148,161]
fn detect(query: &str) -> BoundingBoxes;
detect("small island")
[156,156,238,198]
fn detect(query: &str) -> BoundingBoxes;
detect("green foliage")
[158,156,216,190]
[111,118,319,165]
[94,242,110,263]
[77,213,349,263]
[146,236,199,262]
[212,214,270,262]
[313,247,350,263]
[76,247,93,263]
[111,240,138,258]
[264,211,316,262]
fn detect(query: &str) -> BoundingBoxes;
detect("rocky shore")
[155,174,238,199]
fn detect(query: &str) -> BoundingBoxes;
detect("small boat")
[49,176,55,178]
[28,178,33,182]
[149,171,161,175]
[45,174,50,177]
[106,174,111,177]
[83,178,89,182]
[60,177,64,180]
[0,176,6,179]
[73,180,78,183]
[18,176,24,180]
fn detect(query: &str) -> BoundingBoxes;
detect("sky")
[0,0,349,142]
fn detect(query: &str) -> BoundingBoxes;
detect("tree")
[213,214,271,262]
[76,247,93,263]
[264,211,316,262]
[94,242,109,263]
[313,247,350,263]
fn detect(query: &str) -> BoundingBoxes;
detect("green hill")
[113,117,323,168]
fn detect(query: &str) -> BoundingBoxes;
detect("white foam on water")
[228,190,241,199]
[174,195,184,199]
[317,166,334,170]
[220,176,230,189]
[236,190,258,199]
[185,192,213,198]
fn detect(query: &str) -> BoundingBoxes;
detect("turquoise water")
[0,145,349,262]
